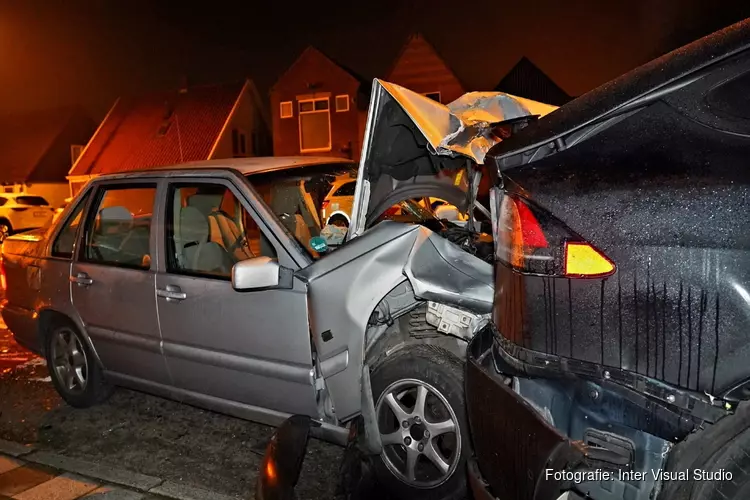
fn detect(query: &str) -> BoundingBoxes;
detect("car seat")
[179,206,232,275]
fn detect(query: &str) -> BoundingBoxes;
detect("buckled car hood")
[348,79,557,239]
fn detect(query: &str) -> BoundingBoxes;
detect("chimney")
[178,75,189,94]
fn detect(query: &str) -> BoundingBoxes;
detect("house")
[386,33,466,105]
[270,47,370,161]
[0,106,95,207]
[68,79,270,196]
[495,57,573,107]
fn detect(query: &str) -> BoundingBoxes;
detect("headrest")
[187,194,223,215]
[97,206,133,233]
[179,206,209,243]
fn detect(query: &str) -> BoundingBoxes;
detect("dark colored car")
[467,19,750,500]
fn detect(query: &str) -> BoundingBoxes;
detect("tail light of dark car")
[494,190,615,278]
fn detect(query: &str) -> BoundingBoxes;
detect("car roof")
[93,156,356,180]
[488,19,750,162]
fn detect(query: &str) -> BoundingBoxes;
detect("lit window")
[335,95,350,112]
[298,97,331,153]
[280,101,293,119]
[423,92,441,103]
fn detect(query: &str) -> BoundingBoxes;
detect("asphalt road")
[0,325,343,499]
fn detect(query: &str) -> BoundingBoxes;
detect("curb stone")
[0,438,35,457]
[148,481,239,500]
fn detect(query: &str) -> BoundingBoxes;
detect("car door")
[155,177,317,417]
[70,180,171,386]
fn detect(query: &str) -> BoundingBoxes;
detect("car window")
[52,192,91,259]
[332,181,356,197]
[15,196,49,206]
[0,197,7,207]
[81,185,156,270]
[166,182,277,279]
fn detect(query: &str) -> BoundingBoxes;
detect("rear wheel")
[370,344,468,500]
[327,214,349,228]
[45,319,113,408]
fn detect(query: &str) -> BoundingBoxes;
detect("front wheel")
[370,344,469,500]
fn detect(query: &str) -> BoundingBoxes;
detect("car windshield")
[245,163,441,258]
[15,196,49,206]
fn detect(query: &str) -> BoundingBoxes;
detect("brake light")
[0,257,6,292]
[494,189,615,278]
[321,200,330,210]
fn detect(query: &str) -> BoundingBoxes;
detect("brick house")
[0,106,95,208]
[495,57,573,106]
[270,47,370,161]
[68,79,270,196]
[386,33,466,105]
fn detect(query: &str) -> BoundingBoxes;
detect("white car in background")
[0,194,55,242]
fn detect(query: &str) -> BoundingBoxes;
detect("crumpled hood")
[348,79,557,239]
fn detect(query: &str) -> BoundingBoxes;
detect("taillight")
[321,200,330,210]
[0,257,6,292]
[494,189,615,278]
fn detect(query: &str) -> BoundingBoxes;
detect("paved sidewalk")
[0,440,240,500]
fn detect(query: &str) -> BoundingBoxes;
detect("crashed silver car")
[0,81,554,499]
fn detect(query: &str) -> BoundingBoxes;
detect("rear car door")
[71,180,171,386]
[154,177,317,416]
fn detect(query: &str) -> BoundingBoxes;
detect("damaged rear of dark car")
[467,19,750,500]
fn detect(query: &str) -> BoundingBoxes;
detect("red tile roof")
[71,81,245,176]
[0,107,88,183]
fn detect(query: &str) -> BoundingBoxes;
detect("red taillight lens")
[494,189,615,278]
[321,200,330,210]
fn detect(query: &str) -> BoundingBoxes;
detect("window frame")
[297,97,332,153]
[163,179,282,282]
[335,94,350,113]
[76,181,158,271]
[49,187,93,260]
[232,128,248,157]
[280,101,294,119]
[423,91,441,103]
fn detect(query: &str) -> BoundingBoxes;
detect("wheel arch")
[37,308,103,367]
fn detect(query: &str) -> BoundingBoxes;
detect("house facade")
[68,79,270,196]
[386,33,466,105]
[270,47,369,161]
[0,107,95,207]
[495,57,573,106]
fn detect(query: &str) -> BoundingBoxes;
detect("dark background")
[2,0,749,119]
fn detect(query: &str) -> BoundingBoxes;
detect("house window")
[280,101,293,119]
[423,92,441,103]
[298,98,331,153]
[70,145,84,165]
[232,129,247,157]
[335,95,350,112]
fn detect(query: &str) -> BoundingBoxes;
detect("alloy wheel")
[375,378,461,488]
[50,328,88,394]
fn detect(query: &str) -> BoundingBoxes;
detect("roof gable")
[272,46,363,92]
[495,57,572,106]
[71,81,245,176]
[386,33,465,99]
[0,107,88,183]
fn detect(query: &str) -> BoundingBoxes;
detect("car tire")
[369,344,469,500]
[45,319,113,408]
[659,403,750,500]
[327,214,349,228]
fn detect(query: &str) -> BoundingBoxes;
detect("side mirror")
[255,415,312,500]
[232,257,293,291]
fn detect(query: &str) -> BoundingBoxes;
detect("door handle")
[157,284,187,302]
[69,272,93,287]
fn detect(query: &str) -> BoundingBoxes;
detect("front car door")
[70,180,171,387]
[154,175,317,417]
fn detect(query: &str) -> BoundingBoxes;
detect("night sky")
[2,0,749,120]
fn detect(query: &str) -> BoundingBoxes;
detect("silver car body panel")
[297,221,493,420]
[349,79,557,240]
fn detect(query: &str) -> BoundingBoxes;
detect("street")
[0,325,343,499]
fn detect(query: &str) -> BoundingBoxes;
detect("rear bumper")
[466,325,583,500]
[1,301,41,354]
